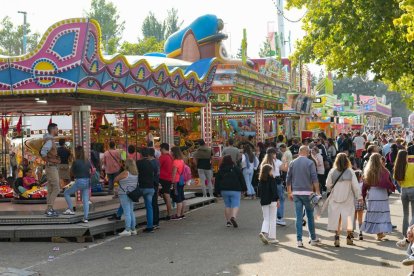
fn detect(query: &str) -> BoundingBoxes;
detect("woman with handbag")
[63,146,92,223]
[115,159,138,236]
[361,153,395,241]
[325,153,362,247]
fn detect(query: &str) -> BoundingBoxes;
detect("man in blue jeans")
[286,146,321,248]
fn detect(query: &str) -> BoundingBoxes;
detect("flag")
[144,113,150,132]
[132,113,138,130]
[123,114,128,131]
[95,113,103,133]
[49,117,52,125]
[16,115,22,135]
[3,118,10,137]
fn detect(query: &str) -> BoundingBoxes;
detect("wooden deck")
[0,193,216,242]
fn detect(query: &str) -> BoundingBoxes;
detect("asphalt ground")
[0,193,409,276]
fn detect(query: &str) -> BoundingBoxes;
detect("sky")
[1,0,308,59]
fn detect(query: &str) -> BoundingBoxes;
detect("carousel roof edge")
[0,18,218,83]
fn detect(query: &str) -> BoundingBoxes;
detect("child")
[19,168,37,193]
[258,164,280,245]
[401,225,414,276]
[354,170,364,240]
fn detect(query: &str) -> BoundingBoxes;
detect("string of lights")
[271,0,308,23]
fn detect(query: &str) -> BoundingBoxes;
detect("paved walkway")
[0,194,409,276]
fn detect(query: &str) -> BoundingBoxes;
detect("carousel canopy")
[0,18,218,115]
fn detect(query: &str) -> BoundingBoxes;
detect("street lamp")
[17,11,27,54]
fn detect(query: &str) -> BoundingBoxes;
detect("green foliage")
[334,76,412,123]
[286,0,414,105]
[258,39,273,58]
[119,37,164,55]
[165,8,183,38]
[142,9,183,42]
[0,16,40,55]
[87,0,125,54]
[142,12,166,42]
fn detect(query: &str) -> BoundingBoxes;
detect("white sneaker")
[297,241,304,248]
[63,209,75,215]
[396,238,409,249]
[130,230,137,235]
[259,232,269,245]
[119,230,131,237]
[276,219,287,226]
[81,218,88,223]
[268,239,279,245]
[310,238,322,246]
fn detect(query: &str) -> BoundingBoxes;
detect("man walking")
[194,139,214,197]
[222,138,240,164]
[286,146,321,248]
[40,123,61,217]
[159,143,173,219]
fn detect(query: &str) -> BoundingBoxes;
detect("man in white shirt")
[353,132,366,163]
[406,131,413,144]
[367,131,374,142]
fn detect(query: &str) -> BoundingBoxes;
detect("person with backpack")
[103,141,122,196]
[215,155,247,228]
[241,145,259,199]
[170,146,186,220]
[62,146,92,223]
[136,148,155,233]
[40,123,61,217]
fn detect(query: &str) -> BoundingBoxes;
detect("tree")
[165,8,183,38]
[142,9,183,42]
[86,0,125,54]
[119,37,164,56]
[258,39,272,58]
[0,16,40,55]
[333,76,412,124]
[286,0,414,108]
[142,12,166,42]
[394,0,414,42]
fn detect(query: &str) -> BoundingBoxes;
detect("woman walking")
[115,159,138,236]
[215,155,246,228]
[361,153,395,241]
[394,150,414,246]
[325,153,362,247]
[258,164,280,245]
[170,146,186,220]
[241,145,259,199]
[63,146,92,223]
[311,146,326,193]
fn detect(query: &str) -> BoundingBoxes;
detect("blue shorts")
[221,191,241,208]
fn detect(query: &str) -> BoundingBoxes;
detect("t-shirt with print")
[172,159,185,183]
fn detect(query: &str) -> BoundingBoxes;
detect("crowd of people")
[216,128,414,274]
[33,122,414,273]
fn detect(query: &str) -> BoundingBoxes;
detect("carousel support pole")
[201,102,213,147]
[135,113,138,159]
[255,109,265,143]
[166,112,175,147]
[72,106,91,209]
[21,114,24,167]
[160,112,167,143]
